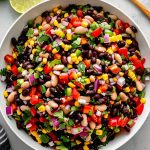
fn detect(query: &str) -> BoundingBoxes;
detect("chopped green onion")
[75,49,82,56]
[41,85,46,94]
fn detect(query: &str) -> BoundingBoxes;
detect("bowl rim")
[0,0,150,150]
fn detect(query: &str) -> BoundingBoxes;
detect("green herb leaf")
[53,110,64,119]
[71,106,78,111]
[56,145,68,150]
[60,123,66,129]
[67,119,74,127]
[41,85,46,94]
[38,35,49,43]
[16,45,24,54]
[40,134,50,143]
[72,38,81,48]
[0,68,7,76]
[77,62,86,74]
[26,28,34,37]
[61,136,70,143]
[23,110,32,125]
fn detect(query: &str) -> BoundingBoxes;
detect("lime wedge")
[9,0,43,13]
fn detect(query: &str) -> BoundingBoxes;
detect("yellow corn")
[117,35,122,41]
[77,72,82,77]
[97,89,102,94]
[42,58,47,64]
[25,41,29,47]
[85,78,91,84]
[84,142,90,145]
[53,7,58,13]
[3,90,8,98]
[12,52,17,59]
[38,105,46,112]
[97,75,102,80]
[119,72,124,77]
[140,98,146,104]
[104,114,108,118]
[74,101,80,107]
[38,25,42,30]
[31,131,42,144]
[32,49,37,55]
[76,140,81,145]
[81,21,88,28]
[60,42,65,48]
[67,64,73,69]
[52,48,58,54]
[53,20,59,27]
[73,73,78,79]
[102,74,108,81]
[128,70,136,81]
[71,57,78,62]
[110,36,117,42]
[64,13,69,18]
[71,53,76,58]
[6,65,11,71]
[75,60,79,64]
[55,29,64,37]
[42,129,47,134]
[68,82,76,88]
[78,56,83,61]
[107,47,113,54]
[37,67,43,72]
[66,33,72,40]
[64,45,72,51]
[126,39,132,45]
[17,109,22,115]
[18,88,22,93]
[96,130,103,136]
[124,87,130,93]
[83,145,89,150]
[113,77,118,82]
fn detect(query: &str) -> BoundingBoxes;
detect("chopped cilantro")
[61,135,70,143]
[23,110,32,125]
[56,145,68,150]
[16,45,24,54]
[53,110,64,119]
[60,123,66,129]
[40,134,50,143]
[72,38,81,48]
[0,68,7,76]
[26,28,34,37]
[77,62,86,74]
[71,106,78,111]
[67,119,74,127]
[38,35,49,43]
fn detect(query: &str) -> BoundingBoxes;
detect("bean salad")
[1,4,149,150]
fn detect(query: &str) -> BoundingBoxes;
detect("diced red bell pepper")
[72,88,80,100]
[118,117,129,127]
[108,117,119,127]
[109,64,121,74]
[91,27,103,37]
[67,23,72,29]
[48,132,57,142]
[11,103,17,112]
[77,10,83,18]
[46,27,52,35]
[111,43,119,52]
[29,124,37,132]
[132,96,141,106]
[118,47,128,59]
[30,95,39,105]
[30,107,37,117]
[87,117,91,122]
[11,65,18,75]
[91,114,98,123]
[13,81,17,86]
[124,22,130,29]
[74,81,84,89]
[83,59,91,69]
[136,103,144,115]
[54,54,61,60]
[69,70,76,80]
[70,17,82,27]
[29,87,36,97]
[61,96,73,104]
[129,55,138,63]
[43,44,52,52]
[97,117,101,124]
[83,105,93,114]
[113,29,120,35]
[4,54,14,64]
[39,117,47,123]
[44,64,52,74]
[99,84,108,93]
[116,20,124,32]
[59,73,69,84]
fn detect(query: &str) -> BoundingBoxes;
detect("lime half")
[9,0,43,13]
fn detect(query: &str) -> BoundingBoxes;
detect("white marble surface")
[0,0,150,150]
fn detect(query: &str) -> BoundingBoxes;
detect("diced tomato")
[130,87,135,93]
[29,87,36,97]
[133,60,144,71]
[69,70,76,80]
[124,23,130,29]
[30,107,36,117]
[29,124,37,132]
[129,55,138,63]
[118,117,129,127]
[77,10,83,18]
[72,88,80,100]
[54,54,61,59]
[4,54,14,64]
[111,43,119,52]
[83,105,93,114]
[132,96,141,106]
[61,96,73,104]
[109,64,121,74]
[87,117,91,122]
[83,59,91,69]
[13,81,17,86]
[108,117,119,127]
[113,29,120,35]
[91,114,98,123]
[99,84,108,93]
[118,47,128,59]
[11,65,18,75]
[30,95,39,105]
[81,38,88,45]
[97,117,101,124]
[46,27,52,35]
[43,44,52,52]
[44,64,52,74]
[39,117,47,123]
[116,20,124,32]
[91,27,103,37]
[136,103,144,115]
[74,81,84,89]
[48,132,57,141]
[70,17,82,27]
[11,103,17,112]
[59,73,69,84]
[66,23,72,29]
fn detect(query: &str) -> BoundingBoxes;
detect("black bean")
[63,39,70,44]
[11,37,18,47]
[53,98,61,103]
[82,50,88,58]
[91,57,96,64]
[93,94,101,99]
[93,72,102,76]
[43,74,51,80]
[112,108,118,116]
[57,17,61,23]
[42,11,50,17]
[122,34,131,40]
[98,98,105,104]
[86,69,94,75]
[108,84,113,91]
[101,118,108,126]
[87,10,93,15]
[61,56,67,65]
[114,102,120,108]
[82,44,90,50]
[128,47,136,52]
[48,53,53,61]
[118,41,125,48]
[98,52,107,58]
[92,51,98,57]
[124,124,130,132]
[107,55,113,61]
[89,84,94,90]
[15,98,23,106]
[16,121,22,129]
[93,6,103,12]
[26,64,34,69]
[22,89,30,96]
[88,50,93,59]
[104,11,110,17]
[86,90,95,95]
[39,78,45,84]
[131,26,137,33]
[56,86,63,94]
[50,87,57,94]
[57,83,64,91]
[46,16,51,23]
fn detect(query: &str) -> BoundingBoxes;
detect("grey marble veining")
[0,0,150,150]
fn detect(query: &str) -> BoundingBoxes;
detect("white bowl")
[0,0,150,150]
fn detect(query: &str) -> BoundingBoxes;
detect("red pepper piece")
[91,114,98,123]
[30,95,39,105]
[29,87,36,97]
[44,64,52,74]
[72,88,80,100]
[118,47,128,59]
[29,124,37,132]
[59,73,69,84]
[48,132,57,142]
[77,10,83,18]
[83,105,93,114]
[136,103,144,115]
[11,65,18,75]
[39,117,47,123]
[83,59,91,69]
[43,44,52,52]
[108,117,119,127]
[74,81,84,89]
[91,27,103,37]
[30,107,37,117]
[4,54,14,64]
[118,117,129,127]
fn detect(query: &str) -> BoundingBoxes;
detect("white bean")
[95,46,106,52]
[45,105,52,115]
[53,64,65,71]
[34,16,42,25]
[45,81,52,88]
[67,56,73,64]
[95,124,102,129]
[89,75,96,82]
[20,94,31,101]
[84,16,94,22]
[101,136,107,143]
[7,91,17,102]
[74,26,88,34]
[51,74,58,87]
[30,54,34,60]
[39,52,49,58]
[119,92,128,102]
[136,80,143,91]
[42,24,51,31]
[108,14,118,20]
[111,92,117,100]
[81,114,88,127]
[89,121,96,130]
[114,53,122,64]
[85,134,92,142]
[48,100,58,108]
[33,29,39,36]
[21,81,30,90]
[95,105,107,112]
[45,88,51,97]
[82,18,91,25]
[96,59,101,65]
[126,27,136,38]
[53,70,61,76]
[20,105,29,111]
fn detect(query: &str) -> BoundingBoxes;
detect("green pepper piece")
[75,49,82,56]
[65,87,72,96]
[17,79,24,86]
[99,37,104,43]
[104,29,114,36]
[41,85,46,94]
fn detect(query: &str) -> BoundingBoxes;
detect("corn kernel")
[107,47,113,54]
[97,75,102,80]
[3,90,8,98]
[71,57,78,62]
[85,78,91,84]
[113,77,118,82]
[52,48,58,54]
[38,105,46,112]
[78,56,83,61]
[84,142,90,145]
[6,65,11,71]
[42,129,47,134]
[102,74,108,81]
[119,72,124,77]
[104,114,108,118]
[53,20,59,27]
[68,82,76,88]
[18,88,22,93]
[53,7,58,13]
[25,41,29,47]
[71,53,77,58]
[67,64,73,69]
[81,21,88,28]
[42,58,47,64]
[83,145,89,150]
[126,39,132,45]
[17,109,22,115]
[38,26,42,30]
[12,52,17,59]
[66,33,72,40]
[96,130,103,136]
[55,29,64,37]
[64,45,72,51]
[97,89,102,94]
[60,42,65,48]
[140,98,146,104]
[32,49,37,55]
[75,60,79,64]
[73,73,78,79]
[124,87,130,93]
[117,35,122,41]
[77,72,82,77]
[128,70,136,81]
[64,13,69,18]
[37,67,43,72]
[74,101,80,107]
[76,140,81,145]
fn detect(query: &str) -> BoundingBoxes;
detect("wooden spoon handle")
[131,0,150,19]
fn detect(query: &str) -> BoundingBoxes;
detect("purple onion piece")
[71,127,84,135]
[6,106,13,116]
[29,74,35,85]
[104,34,110,43]
[51,118,60,128]
[94,79,99,92]
[93,64,102,72]
[62,21,69,26]
[55,38,62,45]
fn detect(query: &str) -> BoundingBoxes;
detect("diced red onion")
[55,38,62,45]
[6,106,13,116]
[38,57,42,61]
[50,29,55,34]
[48,141,55,147]
[68,14,73,19]
[51,118,60,128]
[0,75,6,82]
[93,64,102,72]
[62,21,69,26]
[66,29,72,34]
[79,131,88,138]
[94,79,99,92]
[29,74,35,85]
[104,34,110,43]
[51,16,57,23]
[65,105,70,110]
[71,127,84,135]
[6,87,13,93]
[99,80,105,85]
